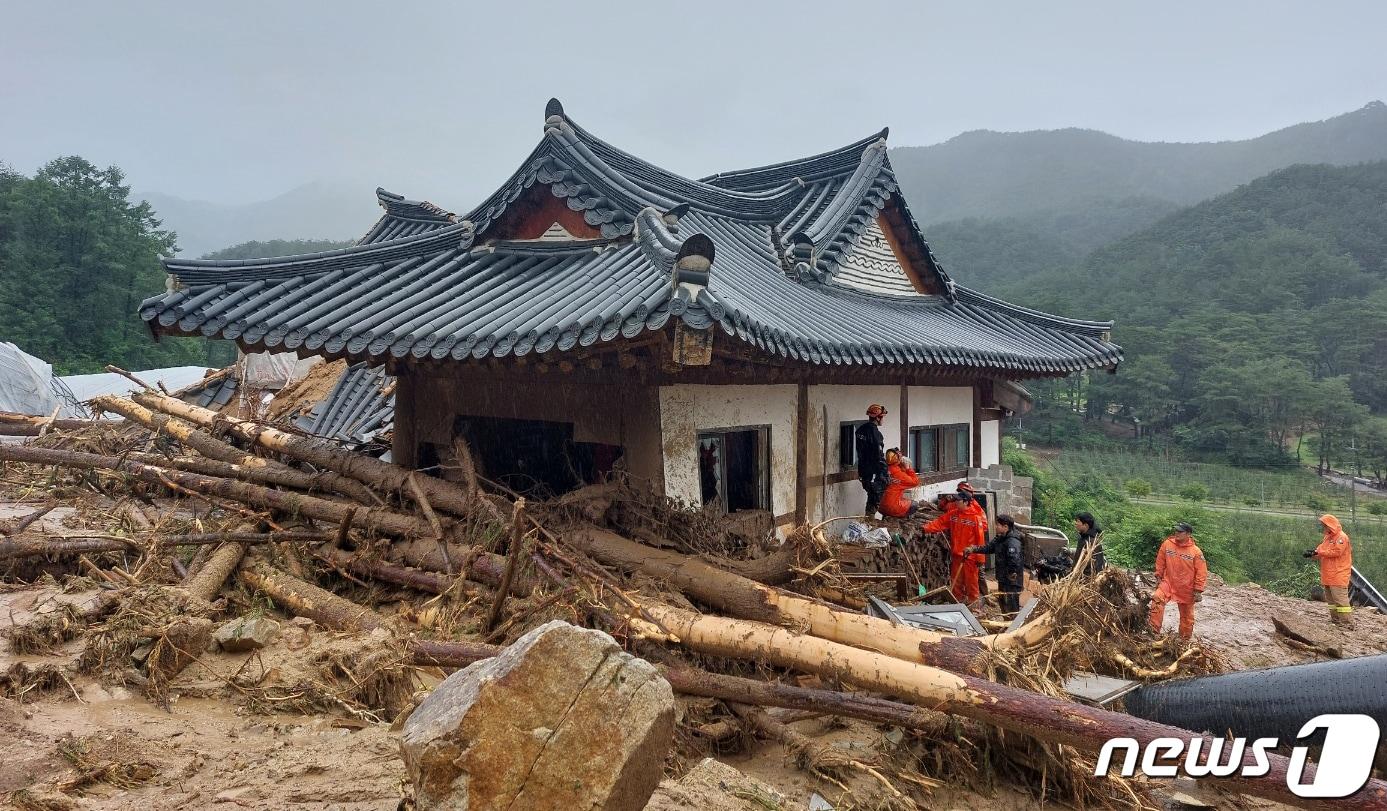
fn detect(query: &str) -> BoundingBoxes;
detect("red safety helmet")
[865,403,888,417]
[956,482,976,495]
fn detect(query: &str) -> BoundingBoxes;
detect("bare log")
[318,547,452,594]
[132,392,472,518]
[0,444,439,539]
[183,543,246,603]
[93,396,380,505]
[237,557,385,632]
[0,536,137,561]
[157,530,334,548]
[0,414,99,435]
[564,526,1043,666]
[391,537,534,596]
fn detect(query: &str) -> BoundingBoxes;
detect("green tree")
[0,157,205,373]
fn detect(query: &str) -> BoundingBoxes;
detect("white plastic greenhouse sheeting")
[0,342,67,416]
[60,366,212,402]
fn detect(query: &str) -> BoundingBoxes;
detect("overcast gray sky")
[4,0,1384,205]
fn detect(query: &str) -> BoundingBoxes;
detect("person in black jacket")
[1072,512,1107,574]
[855,404,889,516]
[966,513,1026,614]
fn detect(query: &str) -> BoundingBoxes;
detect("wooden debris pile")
[1,391,1381,811]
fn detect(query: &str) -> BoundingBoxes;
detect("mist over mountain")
[137,181,376,258]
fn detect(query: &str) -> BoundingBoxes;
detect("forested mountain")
[1004,162,1387,470]
[891,101,1387,226]
[910,103,1387,293]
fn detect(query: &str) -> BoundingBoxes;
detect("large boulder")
[399,620,674,810]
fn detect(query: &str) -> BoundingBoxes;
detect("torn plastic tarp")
[0,342,85,417]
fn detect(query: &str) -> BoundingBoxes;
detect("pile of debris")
[0,389,1379,810]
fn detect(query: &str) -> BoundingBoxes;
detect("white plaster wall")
[980,420,1001,468]
[905,386,973,428]
[807,385,902,520]
[905,385,975,501]
[658,384,799,517]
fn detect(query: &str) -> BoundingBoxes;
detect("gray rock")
[399,620,674,810]
[213,615,281,652]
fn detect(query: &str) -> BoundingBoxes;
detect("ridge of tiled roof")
[700,128,890,191]
[358,188,458,244]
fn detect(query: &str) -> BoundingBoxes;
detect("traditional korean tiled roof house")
[142,99,1120,531]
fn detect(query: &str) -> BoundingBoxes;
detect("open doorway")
[697,426,770,514]
[445,416,622,497]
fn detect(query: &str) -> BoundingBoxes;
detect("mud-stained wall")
[406,374,663,488]
[806,385,978,520]
[980,420,1001,468]
[806,385,901,521]
[658,384,799,518]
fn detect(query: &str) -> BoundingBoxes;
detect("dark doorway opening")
[446,416,621,497]
[697,427,770,514]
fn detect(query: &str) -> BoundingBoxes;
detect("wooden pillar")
[794,382,808,525]
[971,384,983,469]
[392,367,419,471]
[898,384,909,456]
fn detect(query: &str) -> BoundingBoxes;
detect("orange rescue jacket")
[1154,535,1208,604]
[1314,514,1352,588]
[924,500,987,564]
[881,462,920,518]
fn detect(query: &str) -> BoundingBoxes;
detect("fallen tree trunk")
[120,451,377,504]
[132,392,473,518]
[183,543,246,603]
[156,530,334,548]
[0,536,137,561]
[237,557,385,632]
[92,396,381,505]
[318,547,452,594]
[639,602,1384,810]
[564,526,1044,667]
[390,537,534,596]
[0,414,99,436]
[0,444,440,539]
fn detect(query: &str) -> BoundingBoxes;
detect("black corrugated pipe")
[1124,654,1387,753]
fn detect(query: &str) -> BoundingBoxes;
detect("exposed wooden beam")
[795,382,808,525]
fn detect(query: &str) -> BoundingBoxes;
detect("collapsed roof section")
[141,100,1121,377]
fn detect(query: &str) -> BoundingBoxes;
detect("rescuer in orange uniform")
[880,450,922,519]
[923,482,987,605]
[1304,514,1353,627]
[1148,522,1208,639]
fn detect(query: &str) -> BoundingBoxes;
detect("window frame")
[839,420,868,470]
[696,424,772,515]
[907,422,971,476]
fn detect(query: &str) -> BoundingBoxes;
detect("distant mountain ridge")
[137,180,376,258]
[889,101,1387,225]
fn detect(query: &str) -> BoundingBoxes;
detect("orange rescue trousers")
[950,556,981,605]
[1149,592,1196,639]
